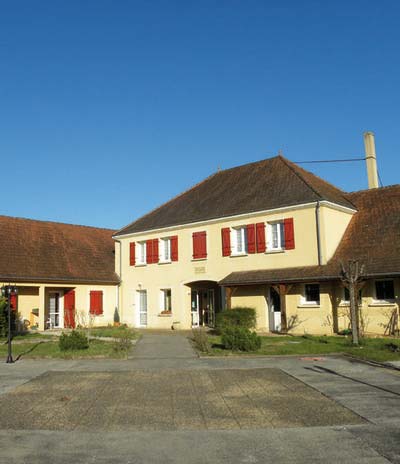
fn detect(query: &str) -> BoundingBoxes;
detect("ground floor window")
[90,291,103,315]
[304,284,320,305]
[375,280,395,301]
[160,288,172,313]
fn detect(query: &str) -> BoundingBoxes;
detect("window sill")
[135,263,147,267]
[297,304,320,308]
[158,261,171,265]
[265,249,285,254]
[192,257,207,262]
[369,301,396,307]
[158,313,173,317]
[230,253,247,258]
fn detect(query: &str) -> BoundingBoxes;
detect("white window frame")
[267,221,285,251]
[374,279,395,303]
[231,226,247,255]
[300,283,320,306]
[159,237,171,263]
[136,241,147,265]
[160,288,172,313]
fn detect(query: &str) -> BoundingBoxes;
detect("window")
[304,284,320,305]
[193,231,207,259]
[137,242,146,265]
[160,289,172,313]
[267,222,285,250]
[343,287,362,303]
[90,291,103,315]
[231,226,247,255]
[375,280,395,301]
[160,238,171,262]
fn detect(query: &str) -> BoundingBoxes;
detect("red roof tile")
[0,216,119,284]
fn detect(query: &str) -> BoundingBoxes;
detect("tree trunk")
[349,283,359,345]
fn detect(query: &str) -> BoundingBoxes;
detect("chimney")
[363,131,379,189]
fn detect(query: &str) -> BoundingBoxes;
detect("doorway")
[269,287,281,332]
[137,290,148,327]
[64,289,76,329]
[191,289,215,327]
[48,292,61,328]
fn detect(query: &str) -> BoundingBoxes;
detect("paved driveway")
[0,333,399,464]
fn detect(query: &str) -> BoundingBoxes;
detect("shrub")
[0,297,18,337]
[191,328,211,353]
[59,330,89,351]
[221,327,262,352]
[112,328,133,354]
[215,307,257,334]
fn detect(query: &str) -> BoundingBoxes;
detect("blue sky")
[1,1,399,229]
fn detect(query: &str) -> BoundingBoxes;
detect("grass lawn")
[86,325,138,339]
[202,334,400,362]
[0,338,131,359]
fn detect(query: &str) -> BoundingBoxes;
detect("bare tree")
[340,260,365,345]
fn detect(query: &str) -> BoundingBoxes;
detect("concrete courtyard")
[0,333,399,463]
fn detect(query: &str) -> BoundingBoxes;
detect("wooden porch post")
[225,287,232,310]
[279,284,288,333]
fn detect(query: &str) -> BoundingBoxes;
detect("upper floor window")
[160,238,171,262]
[137,241,146,265]
[267,222,285,250]
[231,226,247,255]
[303,284,320,305]
[375,280,395,301]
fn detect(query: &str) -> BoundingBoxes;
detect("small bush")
[191,328,211,353]
[215,307,257,334]
[59,330,89,351]
[221,327,262,352]
[112,328,133,354]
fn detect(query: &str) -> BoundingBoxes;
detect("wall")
[0,282,118,330]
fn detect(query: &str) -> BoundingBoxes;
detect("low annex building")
[0,217,119,330]
[113,151,399,335]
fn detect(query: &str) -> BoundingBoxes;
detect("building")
[1,133,399,335]
[113,141,399,335]
[0,217,119,330]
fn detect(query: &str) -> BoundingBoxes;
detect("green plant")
[191,328,211,353]
[0,297,18,337]
[215,307,257,334]
[221,327,261,351]
[112,328,133,354]
[59,330,89,351]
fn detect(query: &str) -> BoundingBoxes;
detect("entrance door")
[64,290,76,329]
[49,292,61,328]
[269,287,281,332]
[191,289,215,327]
[191,291,200,327]
[138,290,147,327]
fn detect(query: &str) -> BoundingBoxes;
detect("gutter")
[315,200,323,265]
[114,239,123,317]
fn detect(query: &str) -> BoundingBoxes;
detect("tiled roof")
[115,155,354,236]
[219,185,400,286]
[0,216,119,284]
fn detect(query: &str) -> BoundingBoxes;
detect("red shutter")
[153,239,159,263]
[247,224,256,254]
[256,222,266,253]
[284,218,295,250]
[193,232,207,259]
[129,242,136,266]
[221,228,231,256]
[192,233,200,259]
[90,291,103,315]
[171,236,178,261]
[10,293,17,311]
[146,240,153,264]
[64,290,76,328]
